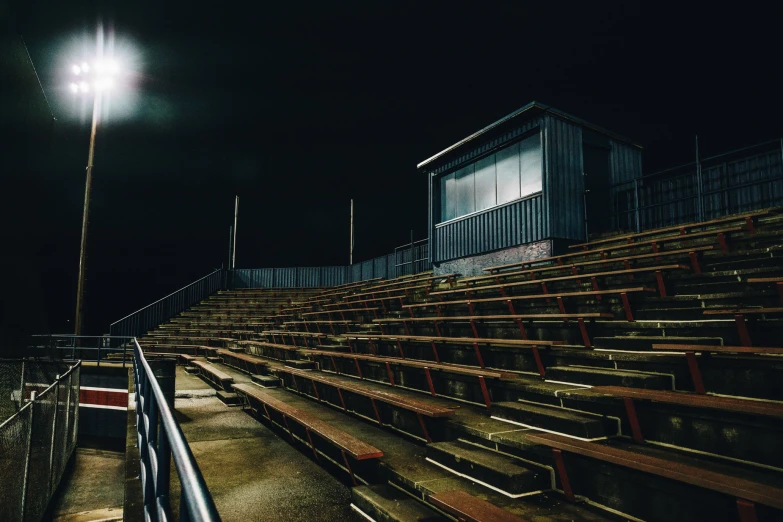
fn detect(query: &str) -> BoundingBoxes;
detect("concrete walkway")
[172,366,363,521]
[48,447,124,522]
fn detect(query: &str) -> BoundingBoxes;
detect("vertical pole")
[232,196,239,269]
[21,391,37,519]
[74,92,103,336]
[228,225,233,270]
[350,199,354,265]
[410,229,414,275]
[48,376,60,495]
[695,135,703,222]
[634,179,641,233]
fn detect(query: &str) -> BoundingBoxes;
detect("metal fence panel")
[0,361,79,522]
[609,140,783,231]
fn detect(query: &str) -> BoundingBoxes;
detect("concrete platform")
[48,447,125,521]
[172,365,363,521]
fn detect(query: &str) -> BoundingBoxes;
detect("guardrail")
[132,338,221,521]
[26,335,135,367]
[0,360,81,522]
[109,269,226,345]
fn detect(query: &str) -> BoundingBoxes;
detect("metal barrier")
[110,269,226,345]
[25,335,135,367]
[132,338,221,521]
[610,139,783,232]
[0,360,80,522]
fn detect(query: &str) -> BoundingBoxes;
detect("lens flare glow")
[70,83,79,93]
[72,64,81,75]
[79,82,90,93]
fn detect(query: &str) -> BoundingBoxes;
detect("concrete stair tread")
[352,484,446,522]
[425,440,547,495]
[546,366,673,389]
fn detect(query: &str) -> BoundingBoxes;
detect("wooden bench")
[458,246,714,291]
[211,348,268,375]
[372,313,613,348]
[300,348,517,408]
[191,360,234,391]
[568,210,767,251]
[404,287,655,322]
[301,308,380,318]
[428,490,528,522]
[284,319,373,336]
[263,329,329,347]
[486,226,743,274]
[276,367,455,442]
[702,307,783,347]
[326,294,410,312]
[343,282,432,301]
[579,385,783,443]
[343,333,564,375]
[235,341,302,361]
[359,273,459,293]
[748,277,783,305]
[525,431,783,519]
[233,383,382,485]
[651,343,783,394]
[432,264,689,300]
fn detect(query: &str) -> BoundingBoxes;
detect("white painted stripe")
[349,503,377,522]
[543,379,592,388]
[489,416,608,442]
[79,403,127,411]
[424,457,544,499]
[81,386,129,393]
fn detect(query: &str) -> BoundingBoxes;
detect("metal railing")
[0,360,80,522]
[394,238,430,276]
[25,335,135,367]
[609,139,783,232]
[132,338,221,521]
[109,269,226,345]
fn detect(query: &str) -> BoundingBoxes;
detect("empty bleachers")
[138,211,783,521]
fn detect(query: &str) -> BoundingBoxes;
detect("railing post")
[63,372,73,458]
[20,391,37,520]
[48,376,61,495]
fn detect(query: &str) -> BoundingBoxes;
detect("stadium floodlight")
[69,40,132,336]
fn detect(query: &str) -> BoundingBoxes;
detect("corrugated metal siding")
[609,140,643,185]
[433,194,544,262]
[543,115,584,240]
[273,268,297,287]
[321,266,348,286]
[429,120,542,175]
[297,267,321,287]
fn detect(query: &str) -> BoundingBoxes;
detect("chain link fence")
[0,360,80,522]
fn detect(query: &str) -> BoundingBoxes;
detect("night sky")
[1,2,780,336]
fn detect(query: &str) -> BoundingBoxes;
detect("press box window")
[439,133,542,222]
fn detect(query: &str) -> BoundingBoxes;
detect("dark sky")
[2,1,781,335]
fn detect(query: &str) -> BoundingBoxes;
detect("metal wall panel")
[273,268,297,288]
[360,259,374,280]
[297,267,321,287]
[373,256,388,279]
[543,114,584,240]
[433,194,544,262]
[320,266,348,287]
[609,139,643,185]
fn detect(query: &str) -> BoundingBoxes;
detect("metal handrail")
[112,268,224,324]
[109,269,226,344]
[132,338,221,522]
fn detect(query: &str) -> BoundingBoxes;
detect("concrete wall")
[433,239,553,277]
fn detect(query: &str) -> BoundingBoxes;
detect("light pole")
[70,59,119,336]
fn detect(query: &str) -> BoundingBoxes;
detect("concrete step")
[217,390,242,405]
[546,366,673,389]
[251,374,280,387]
[425,440,548,495]
[285,359,316,370]
[592,335,722,351]
[635,307,708,320]
[351,485,446,522]
[491,400,616,439]
[206,356,223,363]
